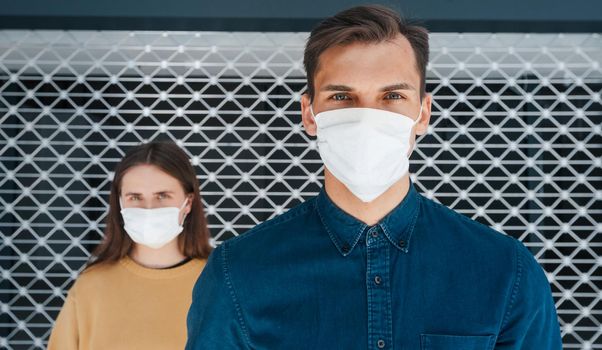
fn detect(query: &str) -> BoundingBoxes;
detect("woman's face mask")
[120,198,189,249]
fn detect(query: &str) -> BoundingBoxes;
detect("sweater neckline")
[120,255,203,279]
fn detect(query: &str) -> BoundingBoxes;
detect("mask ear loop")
[179,197,190,226]
[414,100,424,125]
[179,197,189,210]
[410,100,425,154]
[309,104,317,120]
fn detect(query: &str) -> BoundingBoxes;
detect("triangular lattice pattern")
[0,31,601,349]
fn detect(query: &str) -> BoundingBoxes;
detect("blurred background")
[0,1,601,349]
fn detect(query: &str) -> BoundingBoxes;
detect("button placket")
[366,226,392,349]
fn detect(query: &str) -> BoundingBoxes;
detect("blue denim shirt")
[186,184,562,349]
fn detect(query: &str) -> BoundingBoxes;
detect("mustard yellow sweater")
[48,257,205,350]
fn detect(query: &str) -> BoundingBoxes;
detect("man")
[186,5,562,349]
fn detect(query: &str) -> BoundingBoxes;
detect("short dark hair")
[303,5,429,100]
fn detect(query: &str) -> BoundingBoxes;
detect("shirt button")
[341,244,350,253]
[374,275,382,285]
[377,339,385,348]
[399,239,406,248]
[371,230,379,238]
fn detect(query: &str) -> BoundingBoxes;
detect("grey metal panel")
[0,30,600,349]
[0,0,601,31]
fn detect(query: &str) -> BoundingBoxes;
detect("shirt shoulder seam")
[221,242,252,347]
[500,238,523,331]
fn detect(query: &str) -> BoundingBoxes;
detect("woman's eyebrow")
[153,191,174,195]
[122,191,173,196]
[123,192,141,196]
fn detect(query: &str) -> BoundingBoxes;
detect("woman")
[48,141,212,349]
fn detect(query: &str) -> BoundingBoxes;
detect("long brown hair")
[88,141,212,268]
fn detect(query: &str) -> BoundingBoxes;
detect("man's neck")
[323,169,411,226]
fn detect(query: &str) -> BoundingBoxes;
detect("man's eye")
[130,196,139,201]
[158,193,169,199]
[385,92,403,100]
[331,93,350,101]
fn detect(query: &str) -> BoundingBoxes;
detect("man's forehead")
[313,35,420,88]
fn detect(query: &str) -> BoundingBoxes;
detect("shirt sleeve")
[185,243,251,350]
[495,239,563,349]
[47,287,79,350]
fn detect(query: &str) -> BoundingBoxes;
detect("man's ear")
[415,94,432,136]
[301,93,317,137]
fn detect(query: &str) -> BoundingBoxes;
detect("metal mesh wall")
[0,31,601,349]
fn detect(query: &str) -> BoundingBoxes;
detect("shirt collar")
[315,182,421,256]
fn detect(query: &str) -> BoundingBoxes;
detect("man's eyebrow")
[320,83,416,92]
[380,83,415,92]
[321,84,354,92]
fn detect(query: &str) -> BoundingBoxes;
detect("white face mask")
[120,198,189,249]
[312,104,422,203]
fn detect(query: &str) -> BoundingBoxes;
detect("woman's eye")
[385,92,403,100]
[331,93,350,101]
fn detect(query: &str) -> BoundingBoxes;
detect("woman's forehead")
[120,164,183,193]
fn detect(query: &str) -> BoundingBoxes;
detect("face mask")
[312,104,422,203]
[120,198,189,249]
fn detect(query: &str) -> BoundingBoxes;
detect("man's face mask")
[312,104,422,203]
